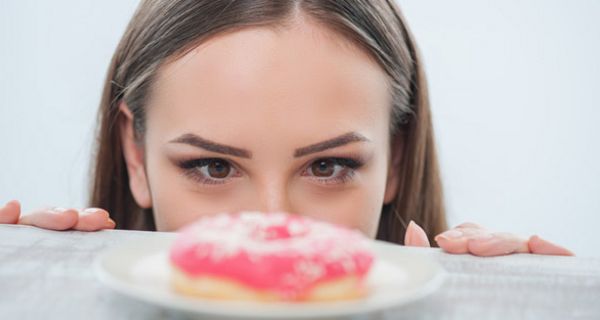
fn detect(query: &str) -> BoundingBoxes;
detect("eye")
[178,158,240,185]
[310,159,337,177]
[205,159,230,178]
[304,157,363,185]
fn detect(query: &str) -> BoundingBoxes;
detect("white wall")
[397,0,600,256]
[0,1,139,214]
[1,1,598,256]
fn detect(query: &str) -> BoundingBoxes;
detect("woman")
[0,0,572,256]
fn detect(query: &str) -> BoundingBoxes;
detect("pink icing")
[169,212,374,299]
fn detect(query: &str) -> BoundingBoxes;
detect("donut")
[169,211,374,301]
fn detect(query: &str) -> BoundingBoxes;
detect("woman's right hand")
[0,200,116,231]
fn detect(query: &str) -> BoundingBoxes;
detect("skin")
[0,17,573,256]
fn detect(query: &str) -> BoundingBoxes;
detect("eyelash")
[176,157,364,187]
[302,158,362,185]
[177,158,239,185]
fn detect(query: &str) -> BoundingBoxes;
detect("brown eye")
[310,159,335,177]
[207,160,231,178]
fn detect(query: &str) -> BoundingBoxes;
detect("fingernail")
[106,219,116,228]
[82,208,100,214]
[471,233,494,241]
[438,230,463,239]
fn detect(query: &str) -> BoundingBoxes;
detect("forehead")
[147,18,391,147]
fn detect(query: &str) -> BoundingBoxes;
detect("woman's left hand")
[404,221,574,256]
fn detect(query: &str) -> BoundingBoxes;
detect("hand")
[0,200,116,231]
[404,221,574,256]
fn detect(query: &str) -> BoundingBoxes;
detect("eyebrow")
[168,132,369,158]
[293,132,369,157]
[169,133,251,158]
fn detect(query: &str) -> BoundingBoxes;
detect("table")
[1,224,599,319]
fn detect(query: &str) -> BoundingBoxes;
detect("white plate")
[94,235,445,319]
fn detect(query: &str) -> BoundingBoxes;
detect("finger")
[454,222,485,230]
[453,226,486,238]
[18,207,79,231]
[404,220,431,247]
[466,232,529,257]
[435,229,469,254]
[0,200,21,224]
[73,208,116,231]
[528,235,574,256]
[435,223,495,254]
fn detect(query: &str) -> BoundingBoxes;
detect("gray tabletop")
[1,224,599,320]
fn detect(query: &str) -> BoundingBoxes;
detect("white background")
[1,1,598,256]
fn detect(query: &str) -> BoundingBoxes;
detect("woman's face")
[121,18,400,236]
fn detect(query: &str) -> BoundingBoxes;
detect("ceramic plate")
[94,235,445,319]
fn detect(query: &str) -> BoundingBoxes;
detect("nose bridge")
[255,176,294,213]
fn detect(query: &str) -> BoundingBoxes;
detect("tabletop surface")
[1,224,599,320]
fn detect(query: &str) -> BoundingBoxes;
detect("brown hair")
[89,0,447,244]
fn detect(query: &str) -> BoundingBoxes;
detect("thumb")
[404,220,431,247]
[0,200,21,224]
[528,235,574,256]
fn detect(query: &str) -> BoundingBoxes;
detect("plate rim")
[94,237,446,319]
